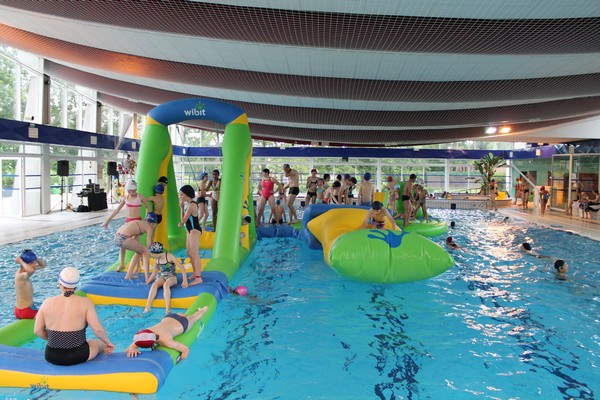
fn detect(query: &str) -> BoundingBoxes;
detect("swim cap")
[243,215,252,224]
[283,164,290,169]
[59,267,80,288]
[125,180,137,191]
[350,177,357,184]
[148,242,164,254]
[344,174,351,180]
[540,186,545,190]
[450,221,456,228]
[332,181,341,188]
[446,237,454,243]
[146,212,158,224]
[522,242,532,251]
[133,329,158,349]
[200,172,208,180]
[363,172,371,180]
[154,184,164,194]
[158,176,168,185]
[179,185,195,199]
[234,286,248,296]
[21,250,37,264]
[491,179,496,182]
[387,176,393,182]
[554,259,565,270]
[372,201,383,210]
[275,199,281,205]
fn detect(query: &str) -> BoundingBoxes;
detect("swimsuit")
[157,255,177,280]
[197,196,206,204]
[261,178,275,199]
[164,313,189,332]
[126,195,141,208]
[114,221,142,247]
[288,187,300,196]
[184,202,201,232]
[370,218,385,229]
[401,195,411,201]
[114,233,129,247]
[125,217,142,223]
[45,328,90,366]
[156,214,163,224]
[270,218,284,224]
[14,306,37,319]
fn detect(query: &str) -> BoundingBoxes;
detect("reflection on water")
[0,210,599,399]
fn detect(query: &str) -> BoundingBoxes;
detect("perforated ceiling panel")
[1,1,599,146]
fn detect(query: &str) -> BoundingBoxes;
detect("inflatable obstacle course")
[304,205,454,284]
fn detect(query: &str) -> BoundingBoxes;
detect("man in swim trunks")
[126,306,209,361]
[402,174,417,227]
[305,169,320,206]
[361,201,397,230]
[14,249,46,319]
[282,164,300,223]
[357,172,375,207]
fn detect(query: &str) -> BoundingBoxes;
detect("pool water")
[1,210,599,399]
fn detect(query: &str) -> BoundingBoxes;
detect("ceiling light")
[499,126,511,134]
[485,127,497,134]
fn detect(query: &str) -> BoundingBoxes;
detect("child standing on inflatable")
[385,176,398,210]
[148,184,165,224]
[144,242,188,314]
[178,185,203,286]
[197,172,210,231]
[402,174,417,227]
[102,179,150,227]
[206,170,221,231]
[119,212,158,281]
[14,249,46,319]
[361,201,397,230]
[412,185,430,223]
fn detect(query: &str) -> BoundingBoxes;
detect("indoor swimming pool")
[0,210,598,399]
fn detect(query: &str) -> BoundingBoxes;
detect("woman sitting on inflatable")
[361,201,397,230]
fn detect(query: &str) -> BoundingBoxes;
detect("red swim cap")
[133,329,157,348]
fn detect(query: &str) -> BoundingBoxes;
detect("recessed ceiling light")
[485,127,497,134]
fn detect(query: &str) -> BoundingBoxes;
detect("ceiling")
[1,1,600,146]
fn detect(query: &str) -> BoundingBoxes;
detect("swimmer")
[554,259,568,280]
[361,201,397,230]
[126,306,209,361]
[228,285,248,296]
[520,242,552,260]
[450,221,456,229]
[445,236,460,249]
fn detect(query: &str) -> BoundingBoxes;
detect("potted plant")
[473,153,507,195]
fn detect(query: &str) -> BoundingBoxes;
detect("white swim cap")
[59,267,80,288]
[125,180,137,191]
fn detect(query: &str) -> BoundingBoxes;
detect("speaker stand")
[60,176,65,212]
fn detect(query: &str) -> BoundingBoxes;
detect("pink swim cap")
[234,285,248,296]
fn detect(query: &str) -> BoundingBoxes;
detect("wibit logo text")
[184,102,207,117]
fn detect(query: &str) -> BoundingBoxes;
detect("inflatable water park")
[0,99,454,395]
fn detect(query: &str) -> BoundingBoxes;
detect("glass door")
[1,157,21,217]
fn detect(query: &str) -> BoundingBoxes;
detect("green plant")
[472,153,506,195]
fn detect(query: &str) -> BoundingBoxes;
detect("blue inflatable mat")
[0,343,173,393]
[257,225,300,239]
[81,271,229,302]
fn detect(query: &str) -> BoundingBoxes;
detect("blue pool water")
[0,210,599,399]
